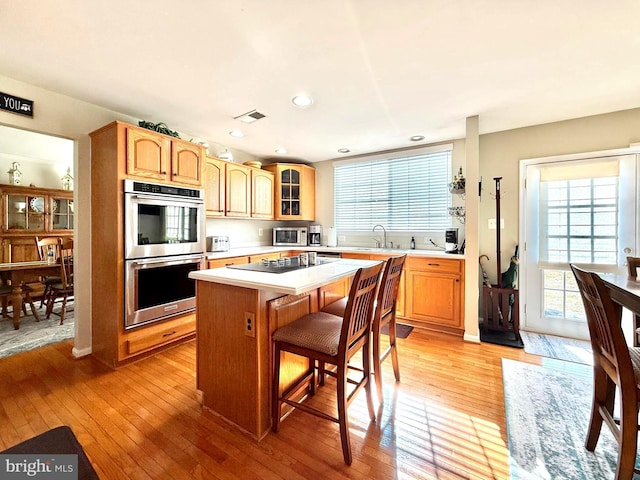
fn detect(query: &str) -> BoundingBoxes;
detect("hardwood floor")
[0,329,544,479]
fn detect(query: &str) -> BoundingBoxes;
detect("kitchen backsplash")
[206,218,464,251]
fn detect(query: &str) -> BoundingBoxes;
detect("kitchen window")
[333,144,452,233]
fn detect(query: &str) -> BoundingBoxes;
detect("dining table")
[0,260,61,330]
[600,273,640,346]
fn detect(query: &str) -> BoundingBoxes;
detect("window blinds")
[334,147,452,232]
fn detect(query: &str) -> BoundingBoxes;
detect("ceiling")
[2,1,640,163]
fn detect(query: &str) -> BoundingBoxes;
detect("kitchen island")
[189,258,381,440]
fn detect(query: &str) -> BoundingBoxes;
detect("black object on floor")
[479,325,524,348]
[381,323,414,339]
[1,425,100,479]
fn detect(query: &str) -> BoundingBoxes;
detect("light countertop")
[205,245,464,260]
[189,258,382,295]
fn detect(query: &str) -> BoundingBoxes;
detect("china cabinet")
[0,184,74,262]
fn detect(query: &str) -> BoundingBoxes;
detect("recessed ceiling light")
[338,148,350,154]
[275,148,288,154]
[410,135,425,142]
[292,95,314,107]
[229,130,245,138]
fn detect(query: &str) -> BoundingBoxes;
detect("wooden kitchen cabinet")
[204,156,225,216]
[126,124,204,186]
[318,276,350,309]
[171,138,204,186]
[207,256,250,269]
[225,163,251,218]
[90,121,199,369]
[404,256,464,335]
[251,168,274,219]
[204,158,274,220]
[0,185,74,262]
[263,163,315,221]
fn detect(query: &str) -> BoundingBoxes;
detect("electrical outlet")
[244,311,255,338]
[258,228,263,236]
[488,218,505,229]
[338,235,346,241]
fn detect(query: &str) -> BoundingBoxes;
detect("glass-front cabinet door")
[51,196,74,230]
[5,193,45,230]
[2,187,73,232]
[280,168,301,217]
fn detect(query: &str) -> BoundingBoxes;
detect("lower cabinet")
[404,257,464,335]
[207,256,250,269]
[121,314,196,359]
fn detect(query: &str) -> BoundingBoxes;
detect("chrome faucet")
[372,224,387,248]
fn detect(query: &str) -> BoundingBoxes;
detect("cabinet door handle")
[162,330,177,337]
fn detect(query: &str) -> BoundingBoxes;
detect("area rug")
[0,303,74,359]
[503,358,640,479]
[520,331,592,365]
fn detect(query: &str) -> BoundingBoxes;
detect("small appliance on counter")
[273,227,307,246]
[207,236,230,252]
[445,228,459,254]
[309,225,322,246]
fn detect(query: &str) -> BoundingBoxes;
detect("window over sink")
[333,144,452,233]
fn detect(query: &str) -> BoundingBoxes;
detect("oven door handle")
[129,255,204,269]
[128,194,204,207]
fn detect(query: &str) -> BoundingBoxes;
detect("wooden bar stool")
[272,262,383,465]
[322,255,407,402]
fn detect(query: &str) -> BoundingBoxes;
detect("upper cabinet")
[204,157,274,220]
[226,163,251,218]
[263,163,315,221]
[204,157,225,217]
[126,124,203,186]
[2,185,74,233]
[251,169,275,219]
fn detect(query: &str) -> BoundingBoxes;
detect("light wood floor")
[0,329,544,480]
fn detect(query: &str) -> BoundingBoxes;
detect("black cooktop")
[227,256,338,274]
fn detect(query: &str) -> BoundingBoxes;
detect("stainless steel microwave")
[273,227,308,246]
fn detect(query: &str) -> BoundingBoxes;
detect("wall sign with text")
[0,91,34,117]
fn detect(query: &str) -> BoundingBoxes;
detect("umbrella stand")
[481,177,521,342]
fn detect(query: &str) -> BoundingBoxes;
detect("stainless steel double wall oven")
[123,180,205,329]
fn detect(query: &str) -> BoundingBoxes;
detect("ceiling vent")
[234,109,267,124]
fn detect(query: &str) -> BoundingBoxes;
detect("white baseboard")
[72,346,92,358]
[463,333,480,343]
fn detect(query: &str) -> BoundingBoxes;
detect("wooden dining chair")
[626,256,640,278]
[322,255,407,402]
[0,284,40,322]
[570,264,640,479]
[45,237,74,325]
[272,262,383,465]
[35,236,62,308]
